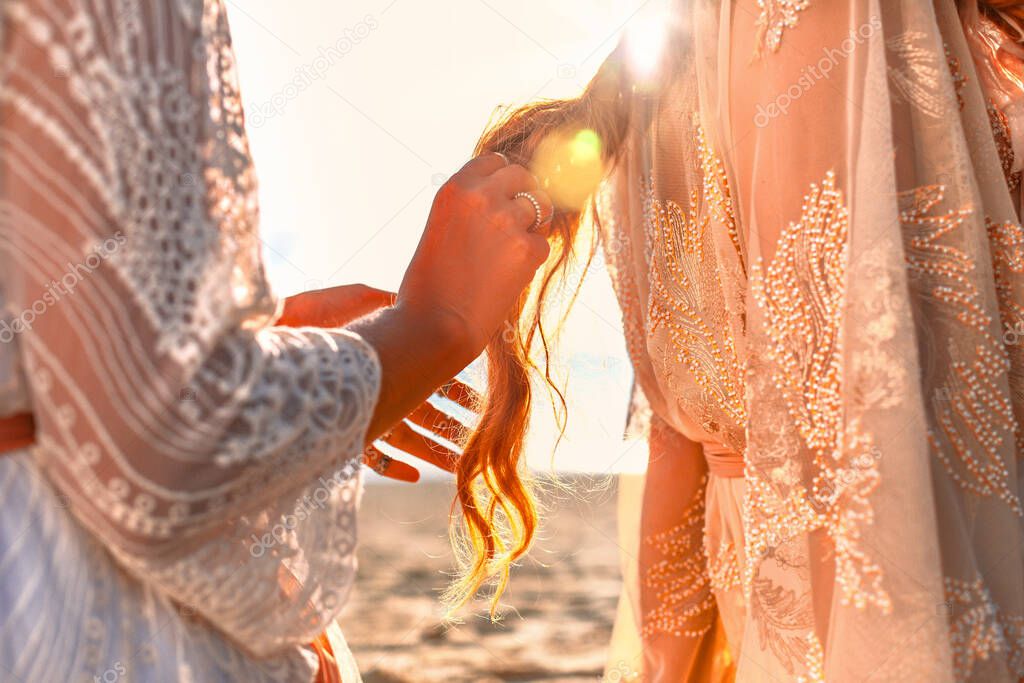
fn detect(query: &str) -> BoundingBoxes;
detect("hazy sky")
[226,0,659,473]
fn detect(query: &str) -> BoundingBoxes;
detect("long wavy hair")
[443,42,641,614]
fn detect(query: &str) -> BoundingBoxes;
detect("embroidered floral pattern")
[887,31,944,117]
[642,476,715,639]
[599,7,1024,680]
[900,186,1022,515]
[647,124,747,452]
[986,217,1024,452]
[988,104,1022,193]
[706,539,742,595]
[749,577,817,675]
[748,171,891,615]
[749,172,847,454]
[757,0,811,54]
[944,575,1007,680]
[886,33,966,119]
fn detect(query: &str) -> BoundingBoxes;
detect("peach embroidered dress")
[601,0,1024,680]
[0,1,377,680]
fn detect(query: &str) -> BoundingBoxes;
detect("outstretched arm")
[278,283,478,482]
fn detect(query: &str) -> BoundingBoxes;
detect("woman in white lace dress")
[0,1,555,681]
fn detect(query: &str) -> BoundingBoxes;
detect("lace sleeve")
[0,0,380,655]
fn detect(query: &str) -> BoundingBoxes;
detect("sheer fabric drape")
[601,0,1024,679]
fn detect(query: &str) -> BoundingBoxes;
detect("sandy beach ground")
[338,475,625,682]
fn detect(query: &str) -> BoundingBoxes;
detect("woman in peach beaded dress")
[478,0,1024,680]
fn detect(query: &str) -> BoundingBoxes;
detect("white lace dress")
[0,1,379,681]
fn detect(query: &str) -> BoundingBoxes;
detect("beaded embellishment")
[706,539,742,595]
[986,217,1024,452]
[642,477,715,639]
[988,105,1022,194]
[900,185,1023,515]
[757,0,810,54]
[748,171,891,614]
[886,34,968,119]
[946,43,968,111]
[943,575,1008,680]
[750,171,848,459]
[647,124,747,451]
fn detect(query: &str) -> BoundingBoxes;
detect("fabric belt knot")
[702,440,744,479]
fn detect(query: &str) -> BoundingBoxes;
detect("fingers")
[458,152,509,178]
[278,284,396,328]
[364,445,420,483]
[317,285,396,325]
[449,153,551,236]
[406,399,469,444]
[491,165,554,230]
[512,188,554,232]
[437,378,482,411]
[491,164,538,196]
[385,421,459,473]
[351,285,398,309]
[521,231,552,264]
